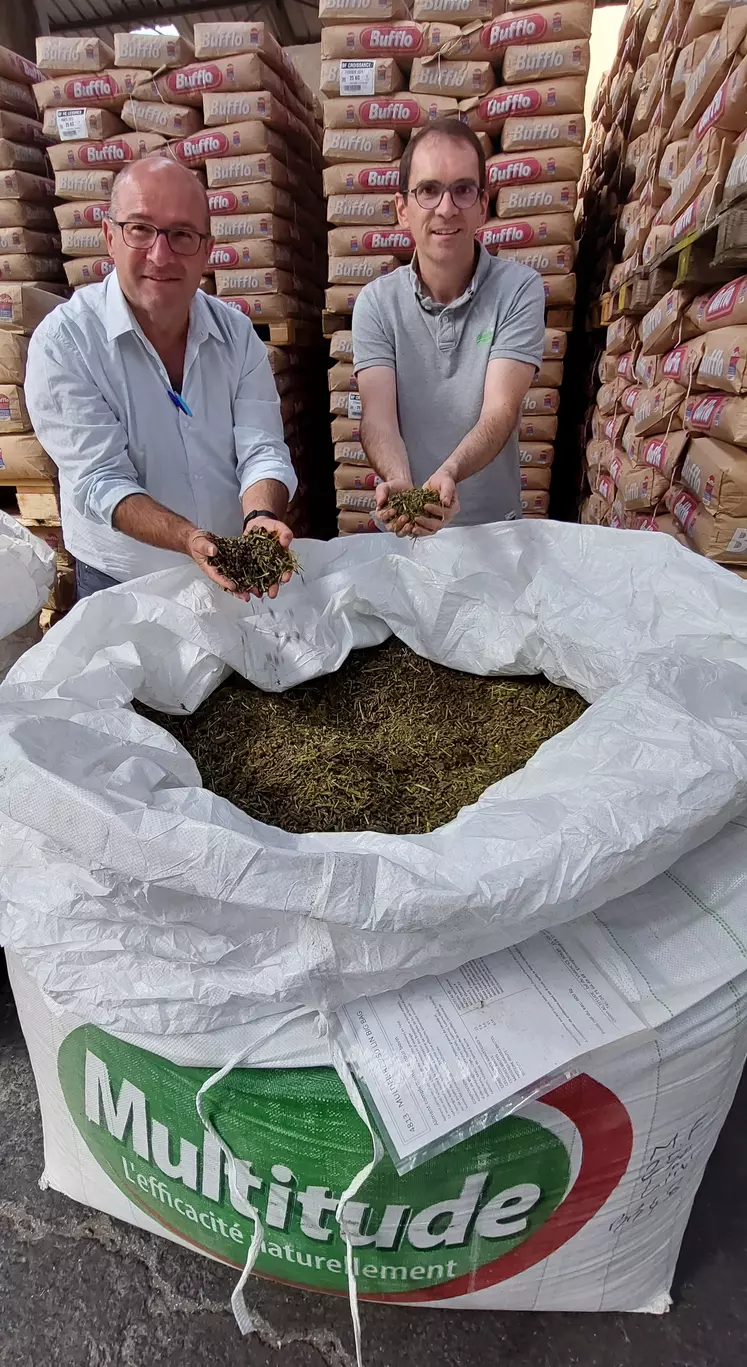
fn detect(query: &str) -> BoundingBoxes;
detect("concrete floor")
[1,968,746,1367]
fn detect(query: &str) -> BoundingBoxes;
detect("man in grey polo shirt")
[352,118,545,535]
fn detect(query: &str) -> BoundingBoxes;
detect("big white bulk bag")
[2,522,747,1318]
[0,509,54,681]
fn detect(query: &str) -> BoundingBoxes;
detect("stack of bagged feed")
[321,0,592,535]
[576,0,747,575]
[34,35,164,290]
[0,42,71,626]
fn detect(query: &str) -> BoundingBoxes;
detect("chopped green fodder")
[138,640,587,834]
[208,527,299,594]
[384,487,442,522]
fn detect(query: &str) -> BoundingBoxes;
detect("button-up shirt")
[352,244,545,527]
[25,271,297,582]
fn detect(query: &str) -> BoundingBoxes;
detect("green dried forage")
[385,487,443,523]
[208,527,299,595]
[137,640,587,835]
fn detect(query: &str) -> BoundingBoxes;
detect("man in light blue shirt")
[25,157,297,600]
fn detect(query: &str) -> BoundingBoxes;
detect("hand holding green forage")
[207,527,299,598]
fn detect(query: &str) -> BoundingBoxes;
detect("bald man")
[25,158,297,600]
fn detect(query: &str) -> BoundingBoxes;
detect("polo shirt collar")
[103,269,223,345]
[407,242,492,312]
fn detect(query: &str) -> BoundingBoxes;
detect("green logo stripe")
[58,1025,570,1296]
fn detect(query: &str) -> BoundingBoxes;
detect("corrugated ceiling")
[36,0,320,48]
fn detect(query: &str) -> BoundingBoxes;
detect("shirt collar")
[407,242,492,312]
[103,269,223,345]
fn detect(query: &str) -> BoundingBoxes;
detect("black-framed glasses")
[407,179,482,210]
[110,219,210,256]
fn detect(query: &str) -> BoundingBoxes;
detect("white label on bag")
[348,392,363,418]
[340,60,376,96]
[337,924,648,1164]
[726,528,747,555]
[56,108,89,141]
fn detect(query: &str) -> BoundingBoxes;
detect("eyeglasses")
[111,219,209,256]
[407,180,482,211]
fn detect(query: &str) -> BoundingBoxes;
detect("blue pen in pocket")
[168,389,193,417]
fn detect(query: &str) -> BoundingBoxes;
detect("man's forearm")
[439,404,520,485]
[113,492,196,554]
[241,478,289,522]
[360,415,411,484]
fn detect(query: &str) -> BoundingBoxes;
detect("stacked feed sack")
[35,35,157,289]
[576,0,747,574]
[0,41,70,623]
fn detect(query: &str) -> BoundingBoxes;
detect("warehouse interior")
[1,1,747,1365]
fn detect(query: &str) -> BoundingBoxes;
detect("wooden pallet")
[0,477,60,522]
[322,310,350,338]
[255,319,319,346]
[645,203,747,288]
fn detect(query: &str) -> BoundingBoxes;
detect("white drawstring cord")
[194,1008,308,1336]
[316,1012,383,1367]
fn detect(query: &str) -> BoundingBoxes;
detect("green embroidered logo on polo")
[476,329,492,344]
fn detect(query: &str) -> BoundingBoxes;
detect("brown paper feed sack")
[462,77,585,132]
[683,392,747,448]
[409,60,494,99]
[681,435,747,516]
[33,71,144,112]
[114,32,193,69]
[541,272,576,305]
[120,100,202,140]
[689,275,747,333]
[327,194,398,226]
[0,283,64,333]
[322,94,458,129]
[518,414,557,440]
[502,39,590,87]
[0,431,55,480]
[323,128,403,163]
[486,147,582,192]
[0,384,30,433]
[328,254,401,283]
[495,243,574,273]
[324,163,400,195]
[321,58,405,98]
[0,228,59,256]
[500,113,585,153]
[496,181,577,216]
[35,36,114,74]
[327,225,414,256]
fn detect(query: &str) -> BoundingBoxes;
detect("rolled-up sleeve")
[25,320,142,526]
[234,327,297,500]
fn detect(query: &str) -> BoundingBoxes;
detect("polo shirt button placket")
[438,308,456,352]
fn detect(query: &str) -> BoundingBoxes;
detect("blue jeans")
[75,561,119,600]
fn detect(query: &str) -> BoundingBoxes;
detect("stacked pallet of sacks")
[34,35,165,287]
[0,43,71,625]
[578,0,747,574]
[35,28,328,539]
[319,0,592,534]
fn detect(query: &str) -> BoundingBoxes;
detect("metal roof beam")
[47,0,251,30]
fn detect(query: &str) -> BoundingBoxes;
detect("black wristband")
[242,509,280,531]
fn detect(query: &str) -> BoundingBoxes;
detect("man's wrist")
[242,508,284,531]
[436,460,458,483]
